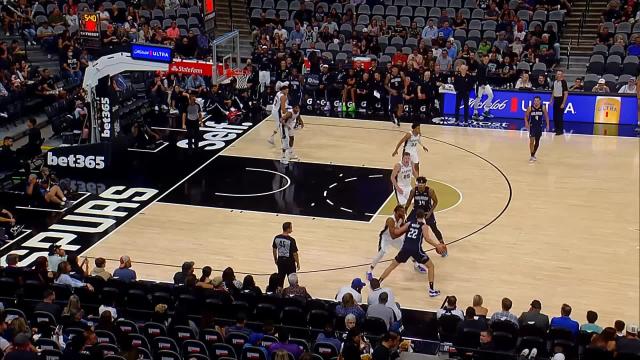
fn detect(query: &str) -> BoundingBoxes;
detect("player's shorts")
[529,127,542,139]
[395,185,412,205]
[395,247,429,264]
[389,95,403,110]
[378,236,404,253]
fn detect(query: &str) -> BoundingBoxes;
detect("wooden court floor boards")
[85,116,640,326]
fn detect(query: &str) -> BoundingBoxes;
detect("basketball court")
[70,115,639,326]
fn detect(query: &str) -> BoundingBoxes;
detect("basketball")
[435,244,447,255]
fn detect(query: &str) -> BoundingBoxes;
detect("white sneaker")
[289,151,299,160]
[154,105,159,111]
[428,288,441,297]
[520,349,530,357]
[414,263,427,273]
[528,348,537,359]
[169,108,179,114]
[392,114,399,126]
[280,156,289,164]
[529,156,535,163]
[161,105,169,111]
[532,156,537,162]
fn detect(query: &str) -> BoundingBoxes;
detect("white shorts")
[395,184,412,205]
[406,149,419,164]
[379,236,404,253]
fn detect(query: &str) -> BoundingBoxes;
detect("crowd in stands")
[0,250,638,360]
[587,0,640,92]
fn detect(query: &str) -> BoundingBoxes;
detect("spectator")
[569,77,584,91]
[222,267,242,295]
[185,73,207,95]
[341,328,364,360]
[368,278,401,321]
[592,78,611,93]
[21,118,43,160]
[265,272,285,296]
[366,292,395,329]
[437,295,464,319]
[47,244,66,273]
[173,261,194,285]
[371,332,401,360]
[54,262,94,290]
[3,333,37,360]
[436,49,452,72]
[335,278,366,304]
[421,19,438,44]
[36,21,56,57]
[34,289,61,320]
[456,307,487,341]
[472,295,489,318]
[90,257,112,281]
[241,275,262,296]
[616,320,626,338]
[438,20,453,41]
[616,324,640,355]
[581,310,603,334]
[619,77,637,94]
[226,313,252,336]
[29,256,52,285]
[490,297,519,327]
[628,37,640,56]
[316,321,342,351]
[113,255,137,282]
[479,329,494,352]
[595,25,614,46]
[601,1,622,24]
[268,329,302,359]
[550,303,580,337]
[67,254,88,280]
[336,293,365,323]
[152,304,169,326]
[516,72,533,89]
[60,47,82,84]
[290,22,304,44]
[589,327,617,353]
[0,311,9,353]
[166,21,180,40]
[282,273,311,299]
[533,74,549,90]
[485,2,499,20]
[518,299,549,332]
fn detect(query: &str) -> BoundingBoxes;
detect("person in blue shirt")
[113,255,137,282]
[438,20,453,40]
[550,304,580,337]
[628,37,640,57]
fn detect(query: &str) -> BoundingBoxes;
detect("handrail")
[566,38,572,69]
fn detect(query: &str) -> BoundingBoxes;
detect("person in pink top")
[166,20,180,40]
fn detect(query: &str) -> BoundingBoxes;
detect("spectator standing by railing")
[618,77,637,93]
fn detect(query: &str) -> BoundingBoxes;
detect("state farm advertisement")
[168,60,213,77]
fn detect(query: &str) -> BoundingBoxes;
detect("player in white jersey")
[391,152,417,206]
[268,81,289,145]
[392,123,428,175]
[366,205,427,281]
[284,104,304,160]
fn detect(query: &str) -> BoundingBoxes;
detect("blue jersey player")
[524,95,549,162]
[378,208,445,297]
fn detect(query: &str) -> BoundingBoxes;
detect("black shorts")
[395,247,429,264]
[407,209,436,225]
[529,127,542,139]
[276,257,296,276]
[389,95,403,110]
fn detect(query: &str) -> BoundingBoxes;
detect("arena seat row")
[599,21,640,36]
[586,55,639,76]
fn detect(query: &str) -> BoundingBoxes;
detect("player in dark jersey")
[272,221,300,279]
[524,95,550,162]
[378,209,444,297]
[405,176,446,257]
[385,65,405,126]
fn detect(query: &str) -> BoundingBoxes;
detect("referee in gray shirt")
[182,94,203,149]
[550,70,568,135]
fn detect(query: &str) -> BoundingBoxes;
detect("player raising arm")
[392,123,428,175]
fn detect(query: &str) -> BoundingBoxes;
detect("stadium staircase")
[214,0,253,60]
[560,0,601,82]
